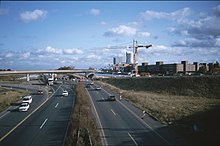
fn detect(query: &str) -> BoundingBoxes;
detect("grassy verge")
[0,74,25,84]
[0,87,29,112]
[65,82,101,146]
[100,76,220,98]
[96,80,220,145]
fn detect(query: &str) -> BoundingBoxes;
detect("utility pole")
[130,40,152,77]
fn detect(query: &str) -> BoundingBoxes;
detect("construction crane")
[129,40,152,77]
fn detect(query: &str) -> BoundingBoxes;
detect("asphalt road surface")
[0,83,75,146]
[85,81,187,146]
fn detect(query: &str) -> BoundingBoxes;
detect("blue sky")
[0,1,220,70]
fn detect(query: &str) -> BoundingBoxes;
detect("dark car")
[108,95,116,101]
[37,90,43,94]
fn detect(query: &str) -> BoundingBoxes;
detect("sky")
[0,1,220,70]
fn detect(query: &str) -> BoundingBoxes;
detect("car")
[108,94,116,101]
[62,90,68,96]
[37,90,43,94]
[96,87,101,90]
[22,95,32,104]
[19,103,30,112]
[86,84,90,88]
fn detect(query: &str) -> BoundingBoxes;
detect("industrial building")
[111,51,218,75]
[138,61,210,75]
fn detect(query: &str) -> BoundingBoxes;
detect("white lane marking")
[40,118,48,129]
[100,84,171,145]
[0,111,10,119]
[110,109,116,116]
[0,85,62,142]
[118,101,171,145]
[55,103,59,108]
[128,132,138,146]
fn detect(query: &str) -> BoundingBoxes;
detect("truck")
[48,77,54,85]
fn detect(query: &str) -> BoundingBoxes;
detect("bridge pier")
[26,74,30,82]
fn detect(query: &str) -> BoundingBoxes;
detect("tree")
[198,66,207,74]
[57,66,74,70]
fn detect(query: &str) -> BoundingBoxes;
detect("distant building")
[136,60,203,75]
[113,56,122,65]
[126,52,133,64]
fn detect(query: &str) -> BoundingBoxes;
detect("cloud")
[21,52,31,59]
[172,37,219,48]
[20,9,47,23]
[63,48,83,55]
[37,46,84,56]
[90,8,100,16]
[138,32,151,37]
[140,7,191,21]
[104,25,137,37]
[5,53,14,58]
[213,4,220,17]
[44,46,62,54]
[147,45,183,56]
[169,5,220,48]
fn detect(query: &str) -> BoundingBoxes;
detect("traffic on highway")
[0,78,75,146]
[84,80,187,145]
[0,75,187,146]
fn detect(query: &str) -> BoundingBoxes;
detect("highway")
[86,81,187,146]
[0,83,75,146]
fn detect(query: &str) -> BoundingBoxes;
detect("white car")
[19,103,30,112]
[22,95,32,104]
[96,87,101,90]
[62,90,68,96]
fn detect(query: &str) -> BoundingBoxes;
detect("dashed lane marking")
[0,85,61,142]
[40,118,48,129]
[110,109,116,116]
[128,132,138,146]
[55,103,59,108]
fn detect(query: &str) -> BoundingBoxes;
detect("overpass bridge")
[0,69,95,81]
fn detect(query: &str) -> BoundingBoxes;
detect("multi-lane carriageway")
[0,83,74,146]
[0,80,187,146]
[85,81,187,146]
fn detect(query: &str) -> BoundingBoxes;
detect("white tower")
[126,52,133,64]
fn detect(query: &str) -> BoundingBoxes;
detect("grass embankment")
[0,87,29,112]
[101,76,220,98]
[65,82,101,146]
[97,76,220,145]
[0,74,24,84]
